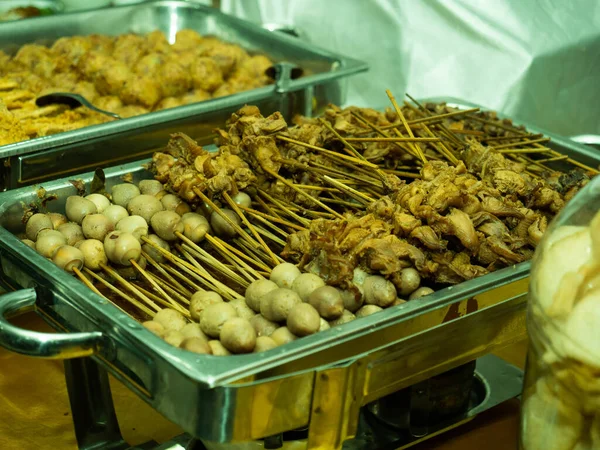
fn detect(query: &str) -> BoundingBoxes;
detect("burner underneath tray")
[185,354,523,450]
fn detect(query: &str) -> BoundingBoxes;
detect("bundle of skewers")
[20,90,596,356]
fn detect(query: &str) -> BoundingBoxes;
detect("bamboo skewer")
[205,234,265,281]
[160,263,203,293]
[407,107,480,125]
[234,238,277,266]
[405,94,464,148]
[129,259,188,315]
[140,272,190,306]
[73,267,107,299]
[222,191,280,265]
[251,224,287,247]
[318,118,368,162]
[192,188,259,248]
[276,135,379,169]
[84,268,156,318]
[142,251,192,297]
[212,236,273,272]
[350,111,421,162]
[141,236,242,300]
[386,90,427,164]
[175,233,248,287]
[239,205,305,231]
[257,189,313,226]
[344,136,441,143]
[322,176,373,205]
[101,263,162,313]
[491,137,551,150]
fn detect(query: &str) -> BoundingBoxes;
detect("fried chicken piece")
[51,36,92,65]
[203,43,248,78]
[242,136,282,175]
[113,34,148,67]
[0,99,28,145]
[190,57,223,92]
[94,62,132,96]
[425,208,480,253]
[158,61,192,97]
[135,53,164,76]
[172,29,203,52]
[527,216,547,247]
[357,235,430,276]
[145,30,171,54]
[121,76,161,108]
[410,226,446,251]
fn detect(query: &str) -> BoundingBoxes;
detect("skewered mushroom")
[287,303,320,336]
[76,239,108,271]
[139,179,164,196]
[154,308,187,332]
[161,194,191,215]
[127,194,164,222]
[231,192,252,208]
[271,327,297,346]
[52,245,85,273]
[82,214,114,241]
[103,204,129,227]
[35,229,67,258]
[141,234,170,263]
[180,337,211,354]
[189,291,223,322]
[150,210,184,241]
[25,213,53,240]
[363,275,397,308]
[397,268,421,297]
[181,212,211,243]
[65,196,97,224]
[143,321,165,337]
[291,273,325,302]
[356,305,383,317]
[200,303,237,338]
[103,231,142,266]
[85,194,111,213]
[409,287,435,300]
[260,288,302,322]
[48,213,67,229]
[253,336,278,352]
[210,209,240,238]
[249,314,278,337]
[116,215,148,241]
[58,222,85,246]
[21,239,36,250]
[111,183,140,208]
[208,340,231,356]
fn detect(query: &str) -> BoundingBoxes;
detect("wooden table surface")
[0,313,528,450]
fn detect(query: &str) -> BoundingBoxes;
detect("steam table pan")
[0,106,598,449]
[0,0,367,189]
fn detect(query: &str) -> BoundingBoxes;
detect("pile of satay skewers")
[19,90,596,356]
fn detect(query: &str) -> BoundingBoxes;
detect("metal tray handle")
[0,288,103,359]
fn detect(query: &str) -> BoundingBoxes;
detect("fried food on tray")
[18,98,597,356]
[0,30,274,146]
[150,100,593,295]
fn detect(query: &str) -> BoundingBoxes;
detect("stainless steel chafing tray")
[0,0,367,190]
[0,107,599,449]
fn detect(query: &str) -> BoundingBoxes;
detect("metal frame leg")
[64,357,129,450]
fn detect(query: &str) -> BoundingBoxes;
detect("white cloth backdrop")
[219,0,600,138]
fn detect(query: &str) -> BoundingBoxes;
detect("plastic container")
[521,175,600,450]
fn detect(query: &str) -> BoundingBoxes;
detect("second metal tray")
[0,0,367,189]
